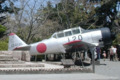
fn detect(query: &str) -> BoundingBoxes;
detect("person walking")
[109,46,114,61]
[113,46,118,61]
[103,51,106,61]
[96,46,101,60]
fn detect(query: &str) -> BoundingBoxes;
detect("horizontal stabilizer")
[13,45,31,51]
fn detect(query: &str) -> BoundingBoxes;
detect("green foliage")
[0,24,6,33]
[95,0,118,30]
[31,38,42,43]
[0,24,6,38]
[0,41,8,50]
[113,33,120,45]
[42,0,119,31]
[42,0,98,30]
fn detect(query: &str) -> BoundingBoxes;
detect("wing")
[13,45,31,51]
[63,40,98,51]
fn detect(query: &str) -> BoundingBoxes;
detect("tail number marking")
[11,43,22,48]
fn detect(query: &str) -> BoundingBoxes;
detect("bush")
[0,24,6,33]
[0,24,7,38]
[0,41,8,50]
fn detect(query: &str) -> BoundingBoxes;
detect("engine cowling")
[100,27,115,45]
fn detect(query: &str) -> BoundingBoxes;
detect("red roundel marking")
[36,43,47,53]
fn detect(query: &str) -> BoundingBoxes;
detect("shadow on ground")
[75,60,91,66]
[99,63,107,65]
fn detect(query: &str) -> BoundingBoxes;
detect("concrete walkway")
[94,59,120,80]
[0,73,118,80]
[0,59,119,80]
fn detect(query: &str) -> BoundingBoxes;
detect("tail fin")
[8,33,27,51]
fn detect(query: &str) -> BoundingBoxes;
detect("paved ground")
[0,73,118,80]
[0,59,120,80]
[94,59,120,79]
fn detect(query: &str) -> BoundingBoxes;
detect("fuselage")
[29,27,103,55]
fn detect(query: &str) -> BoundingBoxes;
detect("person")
[103,51,106,61]
[113,46,118,61]
[96,46,101,60]
[109,46,114,61]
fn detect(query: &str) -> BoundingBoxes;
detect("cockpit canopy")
[51,26,83,38]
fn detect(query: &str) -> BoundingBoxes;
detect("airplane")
[8,26,115,60]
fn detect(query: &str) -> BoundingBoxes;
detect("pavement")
[94,59,120,79]
[0,59,120,80]
[0,73,118,80]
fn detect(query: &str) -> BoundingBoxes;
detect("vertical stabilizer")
[8,33,27,50]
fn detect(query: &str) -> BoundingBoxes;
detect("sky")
[2,0,120,12]
[116,1,120,11]
[13,0,59,8]
[1,0,120,21]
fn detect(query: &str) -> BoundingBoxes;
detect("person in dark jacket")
[96,46,101,60]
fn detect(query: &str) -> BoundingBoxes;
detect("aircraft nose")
[100,27,115,45]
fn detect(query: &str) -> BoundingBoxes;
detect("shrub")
[0,41,8,50]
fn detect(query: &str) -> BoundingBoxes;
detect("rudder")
[8,33,27,50]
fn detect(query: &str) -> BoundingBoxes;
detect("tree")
[45,0,98,29]
[0,0,19,41]
[0,0,19,24]
[7,0,53,43]
[95,0,118,30]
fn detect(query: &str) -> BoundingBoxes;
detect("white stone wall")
[0,51,30,61]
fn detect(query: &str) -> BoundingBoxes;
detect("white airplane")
[8,26,115,57]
